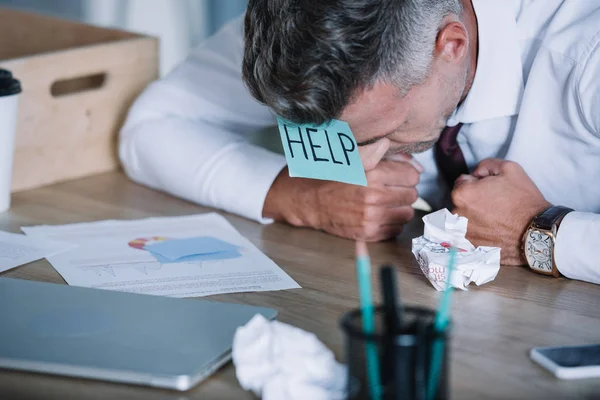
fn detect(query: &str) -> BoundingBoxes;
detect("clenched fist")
[263,138,422,241]
[451,159,551,264]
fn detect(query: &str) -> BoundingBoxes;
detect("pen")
[356,241,382,400]
[380,265,401,335]
[427,246,457,400]
[380,265,400,395]
[415,318,426,400]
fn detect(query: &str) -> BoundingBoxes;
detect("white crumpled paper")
[232,314,347,400]
[412,209,501,291]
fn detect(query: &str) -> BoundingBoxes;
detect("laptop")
[0,278,276,391]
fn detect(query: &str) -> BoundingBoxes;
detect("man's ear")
[435,19,469,64]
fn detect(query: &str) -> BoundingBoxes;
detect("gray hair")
[243,0,463,124]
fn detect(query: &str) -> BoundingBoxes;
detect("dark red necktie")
[434,123,468,187]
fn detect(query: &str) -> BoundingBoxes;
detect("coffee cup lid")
[0,68,22,97]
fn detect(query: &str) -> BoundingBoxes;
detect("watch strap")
[533,206,574,231]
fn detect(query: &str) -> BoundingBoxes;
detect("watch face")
[525,230,553,273]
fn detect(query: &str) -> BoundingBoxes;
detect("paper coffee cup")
[0,68,22,213]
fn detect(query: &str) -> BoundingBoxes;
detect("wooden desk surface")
[1,172,599,400]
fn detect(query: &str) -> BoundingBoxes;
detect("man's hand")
[263,138,422,241]
[451,158,551,265]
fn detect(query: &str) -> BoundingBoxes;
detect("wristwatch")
[522,205,573,277]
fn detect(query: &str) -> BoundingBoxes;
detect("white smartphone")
[530,344,600,379]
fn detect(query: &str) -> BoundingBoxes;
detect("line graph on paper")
[77,259,204,278]
[74,241,242,278]
[77,258,237,278]
[79,262,165,277]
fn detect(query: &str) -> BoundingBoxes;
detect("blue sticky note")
[147,249,242,264]
[144,236,239,261]
[277,117,367,186]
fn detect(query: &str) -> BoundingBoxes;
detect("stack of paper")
[0,231,73,273]
[22,213,301,298]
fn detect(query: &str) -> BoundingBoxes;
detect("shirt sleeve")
[118,16,287,223]
[554,39,600,283]
[577,38,600,136]
[555,212,600,284]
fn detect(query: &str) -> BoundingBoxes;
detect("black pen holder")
[340,306,451,400]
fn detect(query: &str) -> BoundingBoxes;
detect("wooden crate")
[0,8,159,192]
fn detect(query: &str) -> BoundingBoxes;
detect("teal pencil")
[427,247,457,400]
[355,241,382,400]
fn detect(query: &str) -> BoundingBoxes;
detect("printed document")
[0,231,72,273]
[23,214,300,297]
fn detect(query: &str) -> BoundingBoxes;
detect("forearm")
[120,117,286,223]
[555,212,600,284]
[118,14,291,223]
[262,168,320,227]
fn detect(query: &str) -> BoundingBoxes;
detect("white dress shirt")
[120,0,600,284]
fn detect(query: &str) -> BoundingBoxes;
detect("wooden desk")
[1,172,599,400]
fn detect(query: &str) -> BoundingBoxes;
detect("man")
[120,0,600,284]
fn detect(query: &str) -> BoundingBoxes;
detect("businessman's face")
[340,62,468,156]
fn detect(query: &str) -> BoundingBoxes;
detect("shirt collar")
[446,0,524,126]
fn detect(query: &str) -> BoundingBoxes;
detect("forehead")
[340,81,413,141]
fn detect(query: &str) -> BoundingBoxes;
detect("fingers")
[359,138,390,171]
[451,174,479,207]
[473,158,526,178]
[472,159,503,178]
[362,206,414,241]
[364,187,419,207]
[363,224,405,242]
[322,214,407,242]
[320,196,415,242]
[363,205,415,225]
[367,160,421,187]
[385,153,425,172]
[359,206,414,241]
[453,174,478,189]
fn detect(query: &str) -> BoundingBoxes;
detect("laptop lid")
[0,278,276,391]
